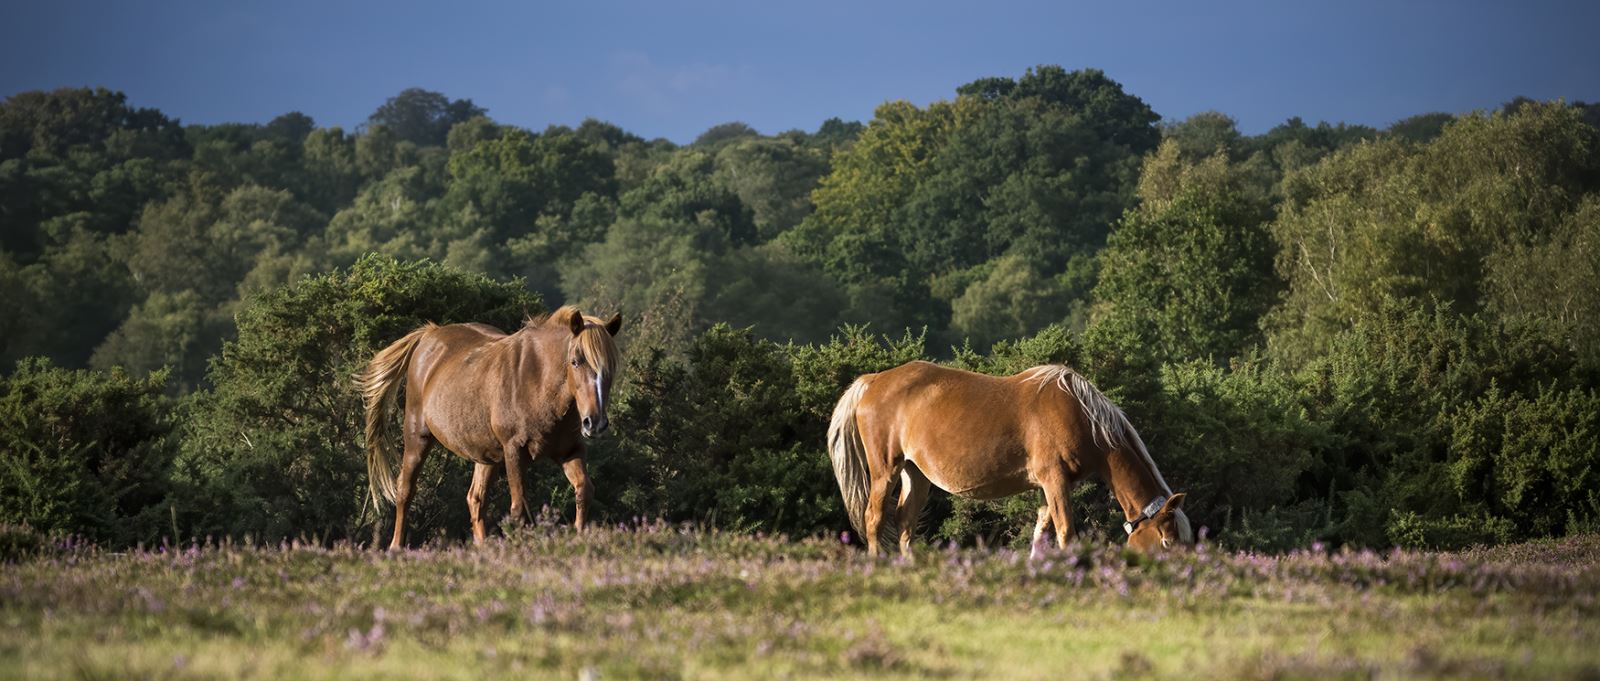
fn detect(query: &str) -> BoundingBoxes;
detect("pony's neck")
[1104,445,1170,521]
[512,327,573,405]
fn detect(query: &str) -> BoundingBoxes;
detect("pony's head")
[1126,493,1194,552]
[556,307,622,437]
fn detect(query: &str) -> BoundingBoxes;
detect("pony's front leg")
[467,462,497,545]
[561,456,593,531]
[501,443,528,527]
[1047,483,1075,550]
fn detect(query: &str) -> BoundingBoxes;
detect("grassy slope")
[3,527,1598,680]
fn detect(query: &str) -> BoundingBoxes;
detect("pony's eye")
[570,357,581,367]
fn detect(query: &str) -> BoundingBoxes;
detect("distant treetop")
[365,88,485,147]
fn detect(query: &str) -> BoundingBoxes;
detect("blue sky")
[4,1,1597,143]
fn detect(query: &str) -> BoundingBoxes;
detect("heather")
[3,524,1598,680]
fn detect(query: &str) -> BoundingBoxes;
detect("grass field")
[3,524,1598,680]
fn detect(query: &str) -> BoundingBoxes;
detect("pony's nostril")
[582,417,592,429]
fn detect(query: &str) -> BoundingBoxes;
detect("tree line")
[3,68,1598,552]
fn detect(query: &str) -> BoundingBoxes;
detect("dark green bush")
[1139,360,1330,549]
[585,325,925,538]
[1447,385,1600,539]
[1292,299,1595,547]
[0,358,176,546]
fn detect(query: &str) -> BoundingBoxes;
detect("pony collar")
[1123,495,1167,535]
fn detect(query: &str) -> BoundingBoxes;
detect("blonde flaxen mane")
[530,305,621,380]
[1022,365,1172,495]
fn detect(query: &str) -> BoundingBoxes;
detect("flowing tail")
[355,325,434,511]
[827,377,896,549]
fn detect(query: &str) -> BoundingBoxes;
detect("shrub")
[590,325,926,538]
[1293,299,1594,547]
[1447,385,1600,539]
[0,358,176,546]
[1141,359,1329,547]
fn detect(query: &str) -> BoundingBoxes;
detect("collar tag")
[1123,495,1167,535]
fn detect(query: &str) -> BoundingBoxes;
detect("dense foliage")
[0,360,176,546]
[3,74,1598,551]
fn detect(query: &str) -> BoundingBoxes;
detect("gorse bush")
[1447,385,1600,538]
[1291,301,1597,548]
[0,359,176,546]
[580,325,926,537]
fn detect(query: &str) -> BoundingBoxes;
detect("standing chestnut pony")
[358,306,622,549]
[829,361,1193,558]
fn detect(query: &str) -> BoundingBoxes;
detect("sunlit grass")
[3,525,1598,680]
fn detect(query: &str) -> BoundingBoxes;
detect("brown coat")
[358,306,622,549]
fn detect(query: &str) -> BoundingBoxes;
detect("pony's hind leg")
[864,469,895,558]
[467,462,498,545]
[895,465,931,561]
[1030,505,1052,560]
[388,430,434,550]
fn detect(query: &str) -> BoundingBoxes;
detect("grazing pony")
[828,361,1192,558]
[358,306,622,549]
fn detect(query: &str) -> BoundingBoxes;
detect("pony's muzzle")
[582,415,609,437]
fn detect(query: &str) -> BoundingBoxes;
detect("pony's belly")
[422,397,501,464]
[908,450,1033,500]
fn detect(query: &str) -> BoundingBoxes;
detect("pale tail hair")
[1024,366,1172,495]
[827,378,897,549]
[355,324,435,511]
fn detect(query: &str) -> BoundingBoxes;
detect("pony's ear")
[604,313,622,337]
[565,308,586,336]
[1161,493,1187,514]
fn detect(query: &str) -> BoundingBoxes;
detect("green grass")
[3,526,1598,680]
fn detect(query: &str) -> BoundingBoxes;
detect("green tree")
[1164,111,1244,160]
[1386,112,1455,143]
[300,126,362,213]
[366,88,486,147]
[692,122,760,149]
[702,242,855,345]
[443,126,618,249]
[1266,103,1600,365]
[790,66,1158,340]
[560,219,709,352]
[0,224,136,368]
[1091,142,1278,364]
[0,88,187,258]
[619,150,755,248]
[948,254,1071,351]
[1485,196,1600,365]
[712,136,827,240]
[90,291,232,391]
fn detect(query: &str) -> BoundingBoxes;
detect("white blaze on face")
[593,371,605,414]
